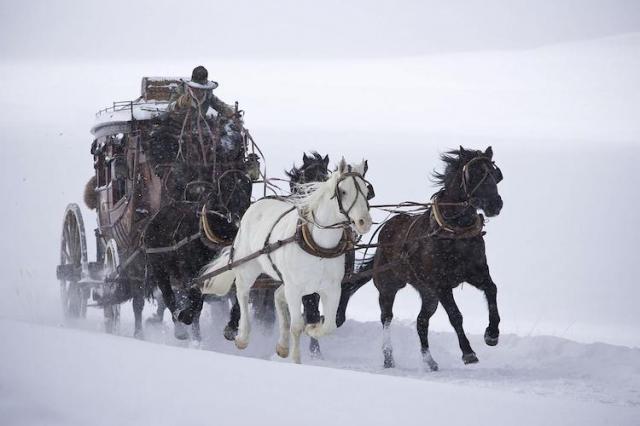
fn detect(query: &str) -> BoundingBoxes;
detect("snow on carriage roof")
[91,99,170,135]
[91,76,191,135]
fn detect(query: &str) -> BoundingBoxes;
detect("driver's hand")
[177,94,191,108]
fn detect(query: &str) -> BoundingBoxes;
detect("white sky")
[1,0,639,61]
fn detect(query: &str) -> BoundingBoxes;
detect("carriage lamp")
[246,153,261,181]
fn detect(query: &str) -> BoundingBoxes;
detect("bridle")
[333,169,375,223]
[304,168,375,230]
[461,156,503,199]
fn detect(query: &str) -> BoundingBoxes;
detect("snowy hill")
[1,318,638,426]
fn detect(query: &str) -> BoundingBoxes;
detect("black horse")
[338,147,503,370]
[142,112,253,340]
[223,152,332,355]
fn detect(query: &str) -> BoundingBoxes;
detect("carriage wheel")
[59,204,89,318]
[103,239,121,334]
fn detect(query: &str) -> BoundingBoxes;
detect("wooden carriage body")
[57,77,275,324]
[88,77,253,268]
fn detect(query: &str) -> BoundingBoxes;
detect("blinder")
[492,164,503,183]
[334,171,375,222]
[366,182,375,201]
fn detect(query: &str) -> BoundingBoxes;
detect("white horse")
[201,159,373,363]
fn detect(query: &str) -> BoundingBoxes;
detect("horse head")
[286,152,330,193]
[334,158,374,234]
[435,146,503,217]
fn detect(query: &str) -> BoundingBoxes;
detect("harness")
[196,171,374,286]
[461,156,503,199]
[429,195,485,239]
[296,220,353,258]
[333,169,375,224]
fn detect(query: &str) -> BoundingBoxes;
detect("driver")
[169,65,236,119]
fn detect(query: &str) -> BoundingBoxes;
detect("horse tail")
[84,176,98,210]
[200,247,235,296]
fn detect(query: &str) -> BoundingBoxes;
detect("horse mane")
[288,169,340,213]
[285,151,325,181]
[431,148,482,187]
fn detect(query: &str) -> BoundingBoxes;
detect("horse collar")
[296,219,353,258]
[430,195,485,239]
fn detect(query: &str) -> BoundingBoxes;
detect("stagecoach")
[56,76,277,336]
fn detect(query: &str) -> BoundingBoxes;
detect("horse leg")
[189,287,203,343]
[149,260,185,339]
[379,287,399,368]
[439,287,478,364]
[146,287,165,324]
[224,293,240,341]
[416,288,439,371]
[191,313,202,343]
[305,287,339,339]
[302,293,322,357]
[337,273,371,327]
[274,286,291,358]
[234,272,258,350]
[155,297,165,320]
[468,272,501,346]
[285,285,305,364]
[132,280,145,339]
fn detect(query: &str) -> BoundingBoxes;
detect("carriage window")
[93,138,108,187]
[96,155,107,187]
[111,156,128,202]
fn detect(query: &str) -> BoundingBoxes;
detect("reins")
[194,154,501,286]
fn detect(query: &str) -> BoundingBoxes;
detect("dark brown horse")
[345,146,503,370]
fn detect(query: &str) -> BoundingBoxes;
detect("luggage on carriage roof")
[140,77,185,101]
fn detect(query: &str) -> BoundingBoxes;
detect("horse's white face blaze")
[337,161,372,235]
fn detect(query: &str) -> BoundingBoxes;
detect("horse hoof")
[223,325,237,341]
[462,352,479,364]
[177,309,194,325]
[133,330,145,340]
[383,347,395,368]
[174,329,189,341]
[235,337,249,350]
[276,343,289,358]
[305,323,322,339]
[173,320,189,340]
[309,339,323,360]
[484,329,499,346]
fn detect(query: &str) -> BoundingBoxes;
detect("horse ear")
[363,159,369,176]
[485,146,493,159]
[338,157,347,174]
[459,145,466,155]
[323,155,329,167]
[302,153,310,165]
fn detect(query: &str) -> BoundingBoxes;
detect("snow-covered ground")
[1,316,639,426]
[1,10,639,425]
